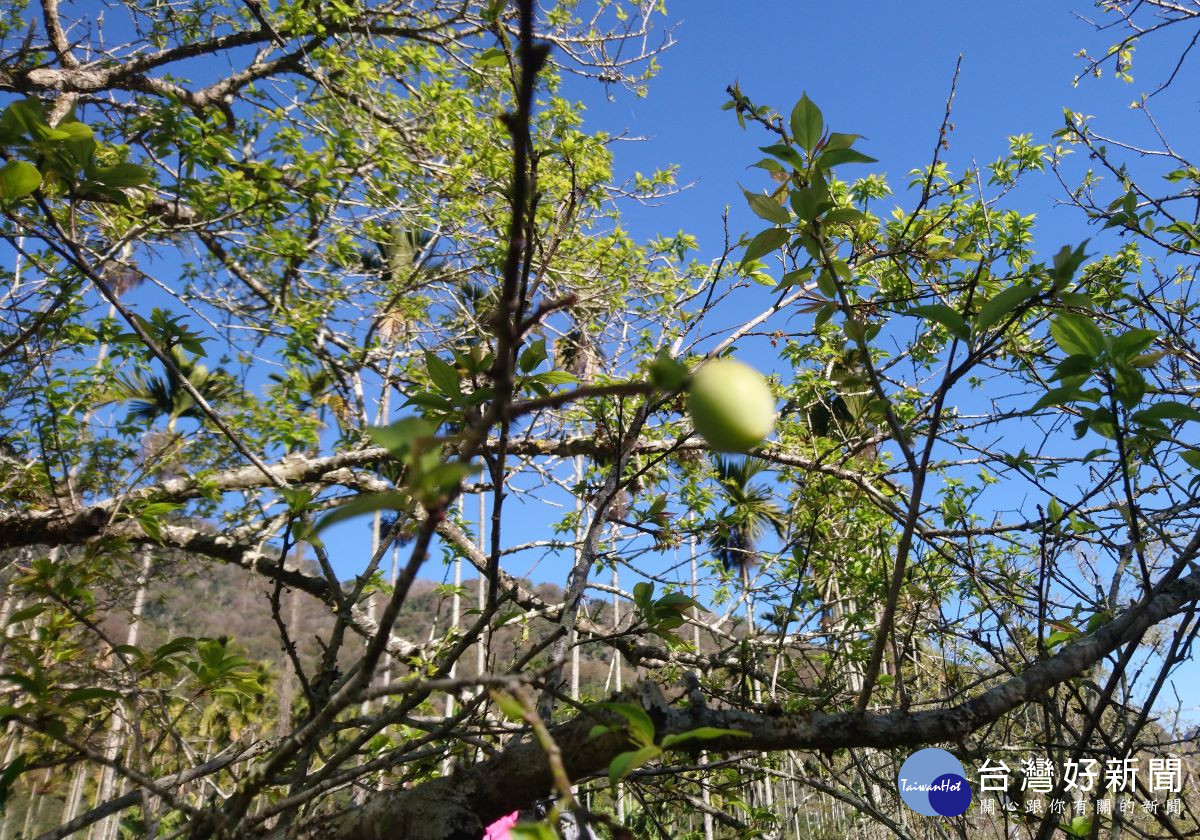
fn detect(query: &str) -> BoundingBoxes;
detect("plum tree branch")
[267,554,1200,839]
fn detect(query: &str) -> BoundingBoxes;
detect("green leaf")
[153,637,197,661]
[789,94,823,152]
[1113,363,1146,408]
[92,163,149,188]
[743,189,790,224]
[1047,497,1063,521]
[654,592,699,612]
[649,352,688,390]
[1067,513,1095,533]
[661,727,750,749]
[1077,406,1117,439]
[312,492,411,535]
[1133,402,1200,424]
[367,418,437,457]
[779,267,814,289]
[1183,450,1200,470]
[2,99,49,139]
[412,461,477,504]
[815,269,837,298]
[1130,350,1167,368]
[1,673,42,695]
[425,351,461,397]
[1049,354,1096,382]
[1050,240,1090,286]
[973,284,1036,334]
[1030,386,1096,412]
[39,718,67,739]
[633,581,654,610]
[0,753,28,813]
[489,689,526,721]
[1046,629,1075,649]
[518,338,547,373]
[789,180,831,223]
[1050,313,1106,357]
[6,604,47,625]
[1110,328,1158,360]
[608,745,660,786]
[61,687,121,706]
[475,46,508,68]
[821,132,862,152]
[529,370,577,386]
[1056,291,1094,309]
[403,392,454,412]
[843,318,867,344]
[1165,167,1197,183]
[749,157,785,174]
[482,0,506,22]
[1103,212,1132,230]
[1063,815,1093,837]
[814,301,836,327]
[740,227,788,268]
[908,304,969,341]
[822,207,865,225]
[279,487,316,512]
[588,723,614,740]
[0,160,41,201]
[815,148,877,169]
[595,701,656,747]
[54,120,93,141]
[758,144,807,171]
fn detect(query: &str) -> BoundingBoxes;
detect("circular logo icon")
[897,748,972,816]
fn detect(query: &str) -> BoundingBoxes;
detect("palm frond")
[708,456,785,570]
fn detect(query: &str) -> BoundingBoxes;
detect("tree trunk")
[442,498,464,776]
[277,567,303,734]
[89,548,152,840]
[569,456,583,701]
[691,531,715,840]
[475,490,488,685]
[63,762,88,827]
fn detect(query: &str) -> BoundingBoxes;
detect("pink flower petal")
[483,811,520,840]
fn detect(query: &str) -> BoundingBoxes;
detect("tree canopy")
[2,1,1200,839]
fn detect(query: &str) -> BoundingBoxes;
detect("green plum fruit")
[687,358,776,452]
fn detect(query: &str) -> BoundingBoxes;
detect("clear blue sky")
[568,1,1194,254]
